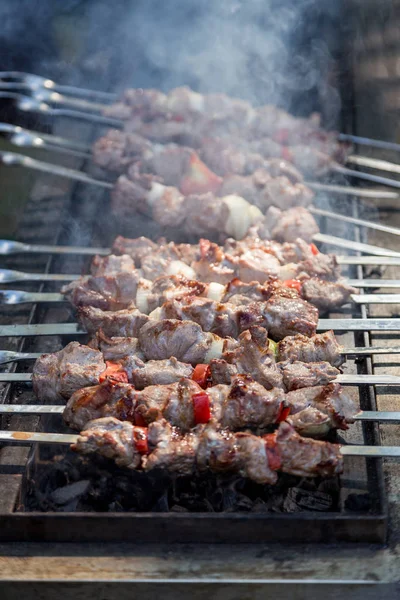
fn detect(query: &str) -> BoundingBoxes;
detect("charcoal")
[50,480,91,505]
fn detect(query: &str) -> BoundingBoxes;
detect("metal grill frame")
[0,106,389,544]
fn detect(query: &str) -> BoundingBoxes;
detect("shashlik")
[63,270,355,315]
[100,86,347,175]
[72,417,344,483]
[111,168,319,243]
[63,375,358,437]
[32,328,344,403]
[92,130,314,213]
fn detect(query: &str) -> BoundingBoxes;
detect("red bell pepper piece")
[273,128,289,144]
[310,243,319,256]
[275,402,291,423]
[192,391,211,424]
[180,152,223,195]
[264,433,282,471]
[281,146,293,163]
[283,279,302,293]
[134,410,147,428]
[99,361,129,384]
[133,427,149,455]
[192,364,211,389]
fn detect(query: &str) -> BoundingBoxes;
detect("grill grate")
[0,107,390,544]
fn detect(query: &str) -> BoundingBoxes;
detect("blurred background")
[0,0,398,236]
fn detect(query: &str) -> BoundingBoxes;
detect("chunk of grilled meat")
[32,342,106,403]
[73,417,344,482]
[277,331,344,368]
[155,290,319,341]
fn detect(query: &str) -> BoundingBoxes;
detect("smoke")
[109,0,345,126]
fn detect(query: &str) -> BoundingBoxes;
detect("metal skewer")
[1,345,400,366]
[2,289,400,306]
[0,428,397,458]
[3,405,400,422]
[338,133,400,153]
[2,373,400,386]
[0,241,398,267]
[347,155,400,176]
[2,268,399,288]
[1,319,400,338]
[2,122,400,195]
[0,269,80,283]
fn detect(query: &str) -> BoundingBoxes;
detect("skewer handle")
[0,290,64,305]
[0,351,42,364]
[0,269,80,283]
[313,233,400,258]
[0,150,113,189]
[0,240,109,256]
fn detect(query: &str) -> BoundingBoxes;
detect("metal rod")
[333,164,400,189]
[0,240,108,256]
[0,345,399,366]
[0,269,80,283]
[338,256,400,266]
[338,133,400,153]
[0,269,397,288]
[312,233,400,257]
[3,289,400,306]
[2,373,400,385]
[317,318,400,331]
[306,181,399,199]
[4,405,400,423]
[350,293,400,304]
[348,280,400,288]
[343,346,400,356]
[347,155,400,175]
[0,71,117,102]
[0,291,64,304]
[310,206,400,238]
[0,150,113,188]
[0,351,42,364]
[0,323,84,337]
[0,428,396,457]
[0,319,400,338]
[0,123,91,159]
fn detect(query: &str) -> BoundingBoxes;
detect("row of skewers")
[2,76,400,485]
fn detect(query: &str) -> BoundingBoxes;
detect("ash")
[19,448,341,514]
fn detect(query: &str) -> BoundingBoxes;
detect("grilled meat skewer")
[63,269,355,315]
[32,328,344,403]
[73,417,343,483]
[63,375,358,438]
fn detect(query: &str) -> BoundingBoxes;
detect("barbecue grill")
[1,5,400,590]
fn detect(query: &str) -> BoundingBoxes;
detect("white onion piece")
[147,182,166,207]
[188,91,205,113]
[135,282,152,314]
[278,263,298,281]
[149,307,162,320]
[207,282,225,302]
[204,336,225,363]
[223,195,262,239]
[166,260,196,279]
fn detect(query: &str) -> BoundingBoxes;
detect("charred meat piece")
[279,360,339,391]
[32,342,106,403]
[263,294,318,340]
[137,319,235,364]
[300,278,356,312]
[78,306,149,338]
[277,331,344,368]
[285,383,358,437]
[266,206,320,244]
[62,271,142,311]
[73,417,343,481]
[218,327,284,390]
